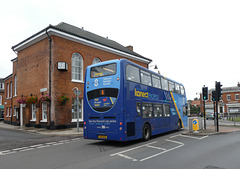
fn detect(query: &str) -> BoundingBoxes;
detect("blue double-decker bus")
[84,59,188,141]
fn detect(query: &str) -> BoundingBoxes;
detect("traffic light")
[215,81,222,101]
[202,87,208,101]
[212,90,216,101]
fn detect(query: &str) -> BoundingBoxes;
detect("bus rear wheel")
[178,120,182,130]
[142,124,151,141]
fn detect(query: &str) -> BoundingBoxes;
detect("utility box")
[192,119,199,131]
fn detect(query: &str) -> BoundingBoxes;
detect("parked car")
[206,112,222,120]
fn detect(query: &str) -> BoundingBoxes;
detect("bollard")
[192,119,199,132]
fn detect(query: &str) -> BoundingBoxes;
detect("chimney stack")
[126,45,133,51]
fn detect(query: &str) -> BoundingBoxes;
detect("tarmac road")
[1,128,240,169]
[0,127,80,151]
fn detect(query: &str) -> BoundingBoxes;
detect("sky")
[0,0,240,100]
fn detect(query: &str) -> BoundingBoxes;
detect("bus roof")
[87,59,184,87]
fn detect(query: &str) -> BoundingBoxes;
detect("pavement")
[1,119,240,137]
[0,121,83,136]
[185,118,240,136]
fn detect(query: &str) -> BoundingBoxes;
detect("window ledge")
[71,80,84,83]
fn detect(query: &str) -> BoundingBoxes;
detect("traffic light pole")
[216,100,219,132]
[213,101,216,128]
[202,85,208,130]
[203,100,206,129]
[215,81,222,132]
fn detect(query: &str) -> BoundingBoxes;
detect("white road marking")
[13,147,30,151]
[111,133,209,162]
[146,145,167,151]
[117,153,138,162]
[110,141,157,157]
[19,148,35,152]
[30,144,44,148]
[173,134,209,140]
[46,142,58,145]
[36,145,51,149]
[0,138,81,156]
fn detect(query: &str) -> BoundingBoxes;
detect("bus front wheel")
[142,123,151,141]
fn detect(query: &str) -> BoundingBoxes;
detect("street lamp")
[149,64,160,74]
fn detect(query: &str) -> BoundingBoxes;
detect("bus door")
[162,104,171,129]
[135,101,142,134]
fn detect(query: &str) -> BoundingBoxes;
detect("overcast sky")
[0,0,240,100]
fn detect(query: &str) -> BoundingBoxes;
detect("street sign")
[40,88,47,92]
[192,119,199,131]
[74,90,81,96]
[72,87,81,133]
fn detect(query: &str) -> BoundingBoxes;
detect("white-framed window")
[92,57,101,65]
[10,107,12,117]
[13,106,16,116]
[31,104,36,121]
[7,83,9,98]
[0,95,2,105]
[6,107,9,117]
[72,98,83,122]
[235,94,239,100]
[227,94,231,101]
[10,82,12,98]
[41,102,47,122]
[14,75,17,96]
[72,52,83,82]
[14,106,18,118]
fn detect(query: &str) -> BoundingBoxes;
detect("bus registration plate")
[98,135,107,139]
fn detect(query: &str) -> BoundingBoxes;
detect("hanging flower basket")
[57,94,69,105]
[27,96,38,104]
[17,97,27,104]
[40,94,51,102]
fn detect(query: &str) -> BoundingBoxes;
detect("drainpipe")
[46,28,52,129]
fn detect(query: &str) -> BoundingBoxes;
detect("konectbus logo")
[134,88,159,100]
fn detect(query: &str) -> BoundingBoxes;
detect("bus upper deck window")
[91,63,116,78]
[161,78,169,91]
[175,84,180,94]
[169,81,175,92]
[126,65,140,83]
[180,85,185,95]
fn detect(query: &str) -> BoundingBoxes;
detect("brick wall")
[5,35,149,128]
[51,36,148,126]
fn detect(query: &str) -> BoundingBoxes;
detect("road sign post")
[73,87,81,132]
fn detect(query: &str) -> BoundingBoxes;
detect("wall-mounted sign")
[40,88,48,92]
[58,62,68,70]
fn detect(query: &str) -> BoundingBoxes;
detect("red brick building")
[200,83,240,117]
[4,22,152,129]
[0,78,4,120]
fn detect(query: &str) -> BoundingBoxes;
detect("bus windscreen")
[90,63,116,78]
[87,88,119,112]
